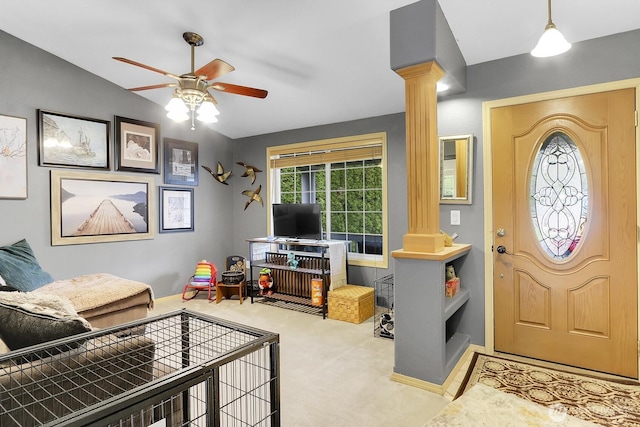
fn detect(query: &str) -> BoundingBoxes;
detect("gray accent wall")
[0,30,235,298]
[233,28,640,350]
[2,24,640,352]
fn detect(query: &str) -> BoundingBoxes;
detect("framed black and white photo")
[38,110,110,170]
[159,186,194,233]
[0,114,27,199]
[164,138,198,185]
[114,116,160,173]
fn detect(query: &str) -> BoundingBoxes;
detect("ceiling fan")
[113,32,268,129]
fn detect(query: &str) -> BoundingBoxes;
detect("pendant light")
[531,0,571,58]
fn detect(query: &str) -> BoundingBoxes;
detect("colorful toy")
[194,260,216,283]
[286,252,299,270]
[258,267,274,295]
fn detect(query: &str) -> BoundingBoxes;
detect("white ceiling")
[2,1,640,139]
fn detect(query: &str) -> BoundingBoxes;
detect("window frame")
[267,132,388,268]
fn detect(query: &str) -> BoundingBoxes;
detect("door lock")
[496,228,506,237]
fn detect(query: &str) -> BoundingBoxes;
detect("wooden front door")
[492,88,638,377]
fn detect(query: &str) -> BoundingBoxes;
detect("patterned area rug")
[456,353,640,426]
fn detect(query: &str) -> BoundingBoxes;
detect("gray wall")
[3,25,640,347]
[233,28,640,348]
[0,30,235,298]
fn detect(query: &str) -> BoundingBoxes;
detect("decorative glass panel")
[530,132,588,260]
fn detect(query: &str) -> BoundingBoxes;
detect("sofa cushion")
[0,239,54,292]
[0,291,91,351]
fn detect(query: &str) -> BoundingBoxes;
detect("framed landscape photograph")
[114,116,160,173]
[164,138,198,186]
[50,170,155,246]
[0,114,27,199]
[159,186,194,233]
[38,110,110,169]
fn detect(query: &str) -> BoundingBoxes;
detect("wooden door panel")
[568,277,610,337]
[492,88,637,377]
[514,271,550,328]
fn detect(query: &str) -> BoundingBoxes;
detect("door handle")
[496,245,508,254]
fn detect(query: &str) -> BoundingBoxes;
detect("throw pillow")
[0,239,54,292]
[0,291,91,351]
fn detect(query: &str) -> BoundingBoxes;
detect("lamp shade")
[165,96,188,113]
[531,24,571,58]
[197,100,220,123]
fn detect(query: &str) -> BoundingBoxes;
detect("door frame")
[482,78,640,375]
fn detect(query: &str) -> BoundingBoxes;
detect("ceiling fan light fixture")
[166,109,189,122]
[197,99,220,123]
[531,0,571,58]
[165,95,188,112]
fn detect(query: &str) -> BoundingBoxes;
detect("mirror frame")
[439,134,473,205]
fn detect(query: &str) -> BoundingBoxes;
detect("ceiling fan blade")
[209,82,268,99]
[128,83,177,92]
[113,57,181,80]
[195,59,235,80]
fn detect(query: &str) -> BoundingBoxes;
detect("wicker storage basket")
[328,285,374,324]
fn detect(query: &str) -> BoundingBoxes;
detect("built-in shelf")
[445,332,471,377]
[444,288,470,321]
[393,243,472,389]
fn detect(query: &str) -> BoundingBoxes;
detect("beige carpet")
[456,353,640,426]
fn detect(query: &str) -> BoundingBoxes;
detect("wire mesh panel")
[373,274,394,339]
[0,310,280,427]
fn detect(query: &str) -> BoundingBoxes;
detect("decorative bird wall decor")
[242,185,263,210]
[236,161,262,184]
[202,162,232,185]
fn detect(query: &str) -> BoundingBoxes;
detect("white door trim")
[482,78,640,367]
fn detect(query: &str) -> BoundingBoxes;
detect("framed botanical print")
[0,114,27,199]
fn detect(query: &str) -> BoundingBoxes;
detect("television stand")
[247,237,348,318]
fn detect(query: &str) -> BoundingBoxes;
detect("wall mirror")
[439,134,473,204]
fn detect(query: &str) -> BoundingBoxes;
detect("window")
[267,133,388,268]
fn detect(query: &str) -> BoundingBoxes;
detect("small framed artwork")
[159,186,194,233]
[0,114,27,199]
[114,116,160,174]
[50,170,155,246]
[164,138,198,186]
[38,110,110,169]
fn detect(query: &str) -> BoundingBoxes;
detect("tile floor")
[152,293,463,427]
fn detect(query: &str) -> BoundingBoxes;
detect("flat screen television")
[272,203,322,240]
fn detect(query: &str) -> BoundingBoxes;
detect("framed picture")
[38,110,110,169]
[164,138,198,186]
[114,116,160,174]
[159,186,194,233]
[50,170,155,246]
[0,114,27,199]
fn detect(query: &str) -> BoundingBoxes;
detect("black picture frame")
[164,138,198,186]
[114,116,160,174]
[159,186,195,233]
[38,110,110,170]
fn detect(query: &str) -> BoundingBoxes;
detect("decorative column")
[396,61,445,254]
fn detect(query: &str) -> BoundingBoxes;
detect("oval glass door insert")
[530,132,588,260]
